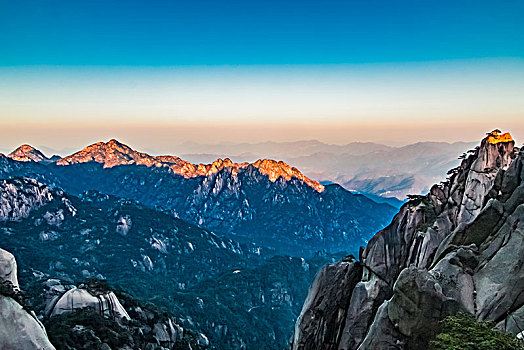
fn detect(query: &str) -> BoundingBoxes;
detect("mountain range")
[1,132,517,349]
[0,139,396,256]
[1,138,479,201]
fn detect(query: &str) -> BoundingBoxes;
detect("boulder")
[0,296,56,350]
[356,301,405,350]
[0,248,56,350]
[50,287,130,321]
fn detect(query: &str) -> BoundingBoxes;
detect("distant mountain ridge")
[1,138,481,200]
[176,139,393,159]
[49,139,325,192]
[175,139,478,200]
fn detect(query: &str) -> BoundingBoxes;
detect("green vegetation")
[0,281,27,308]
[406,194,437,233]
[431,313,524,350]
[46,308,133,350]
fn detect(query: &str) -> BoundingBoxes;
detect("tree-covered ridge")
[1,178,341,349]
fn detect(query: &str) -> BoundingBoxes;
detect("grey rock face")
[370,268,450,349]
[291,261,362,350]
[0,248,56,350]
[292,131,523,349]
[430,246,477,314]
[116,214,132,235]
[474,202,524,322]
[0,248,18,288]
[0,178,53,221]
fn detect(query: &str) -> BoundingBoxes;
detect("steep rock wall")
[292,131,523,349]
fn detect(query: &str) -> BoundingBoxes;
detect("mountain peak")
[7,144,48,162]
[57,139,152,168]
[474,130,517,172]
[253,158,324,192]
[106,138,127,149]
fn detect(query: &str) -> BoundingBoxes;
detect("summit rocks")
[8,145,49,163]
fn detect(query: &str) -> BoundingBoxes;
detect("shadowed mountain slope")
[0,177,342,349]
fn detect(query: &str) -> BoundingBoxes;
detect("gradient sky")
[1,0,523,152]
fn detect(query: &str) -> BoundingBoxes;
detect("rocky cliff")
[0,178,55,220]
[292,130,523,349]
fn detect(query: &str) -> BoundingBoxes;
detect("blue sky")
[0,0,523,150]
[1,0,523,66]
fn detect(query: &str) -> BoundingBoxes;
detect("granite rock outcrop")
[292,130,523,349]
[0,248,56,350]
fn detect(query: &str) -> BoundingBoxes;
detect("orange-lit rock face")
[252,159,325,192]
[55,139,325,192]
[487,132,514,144]
[57,139,163,168]
[7,144,47,162]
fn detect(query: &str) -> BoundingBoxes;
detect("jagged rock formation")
[0,140,396,255]
[292,130,523,349]
[0,248,56,350]
[0,178,55,221]
[0,248,19,287]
